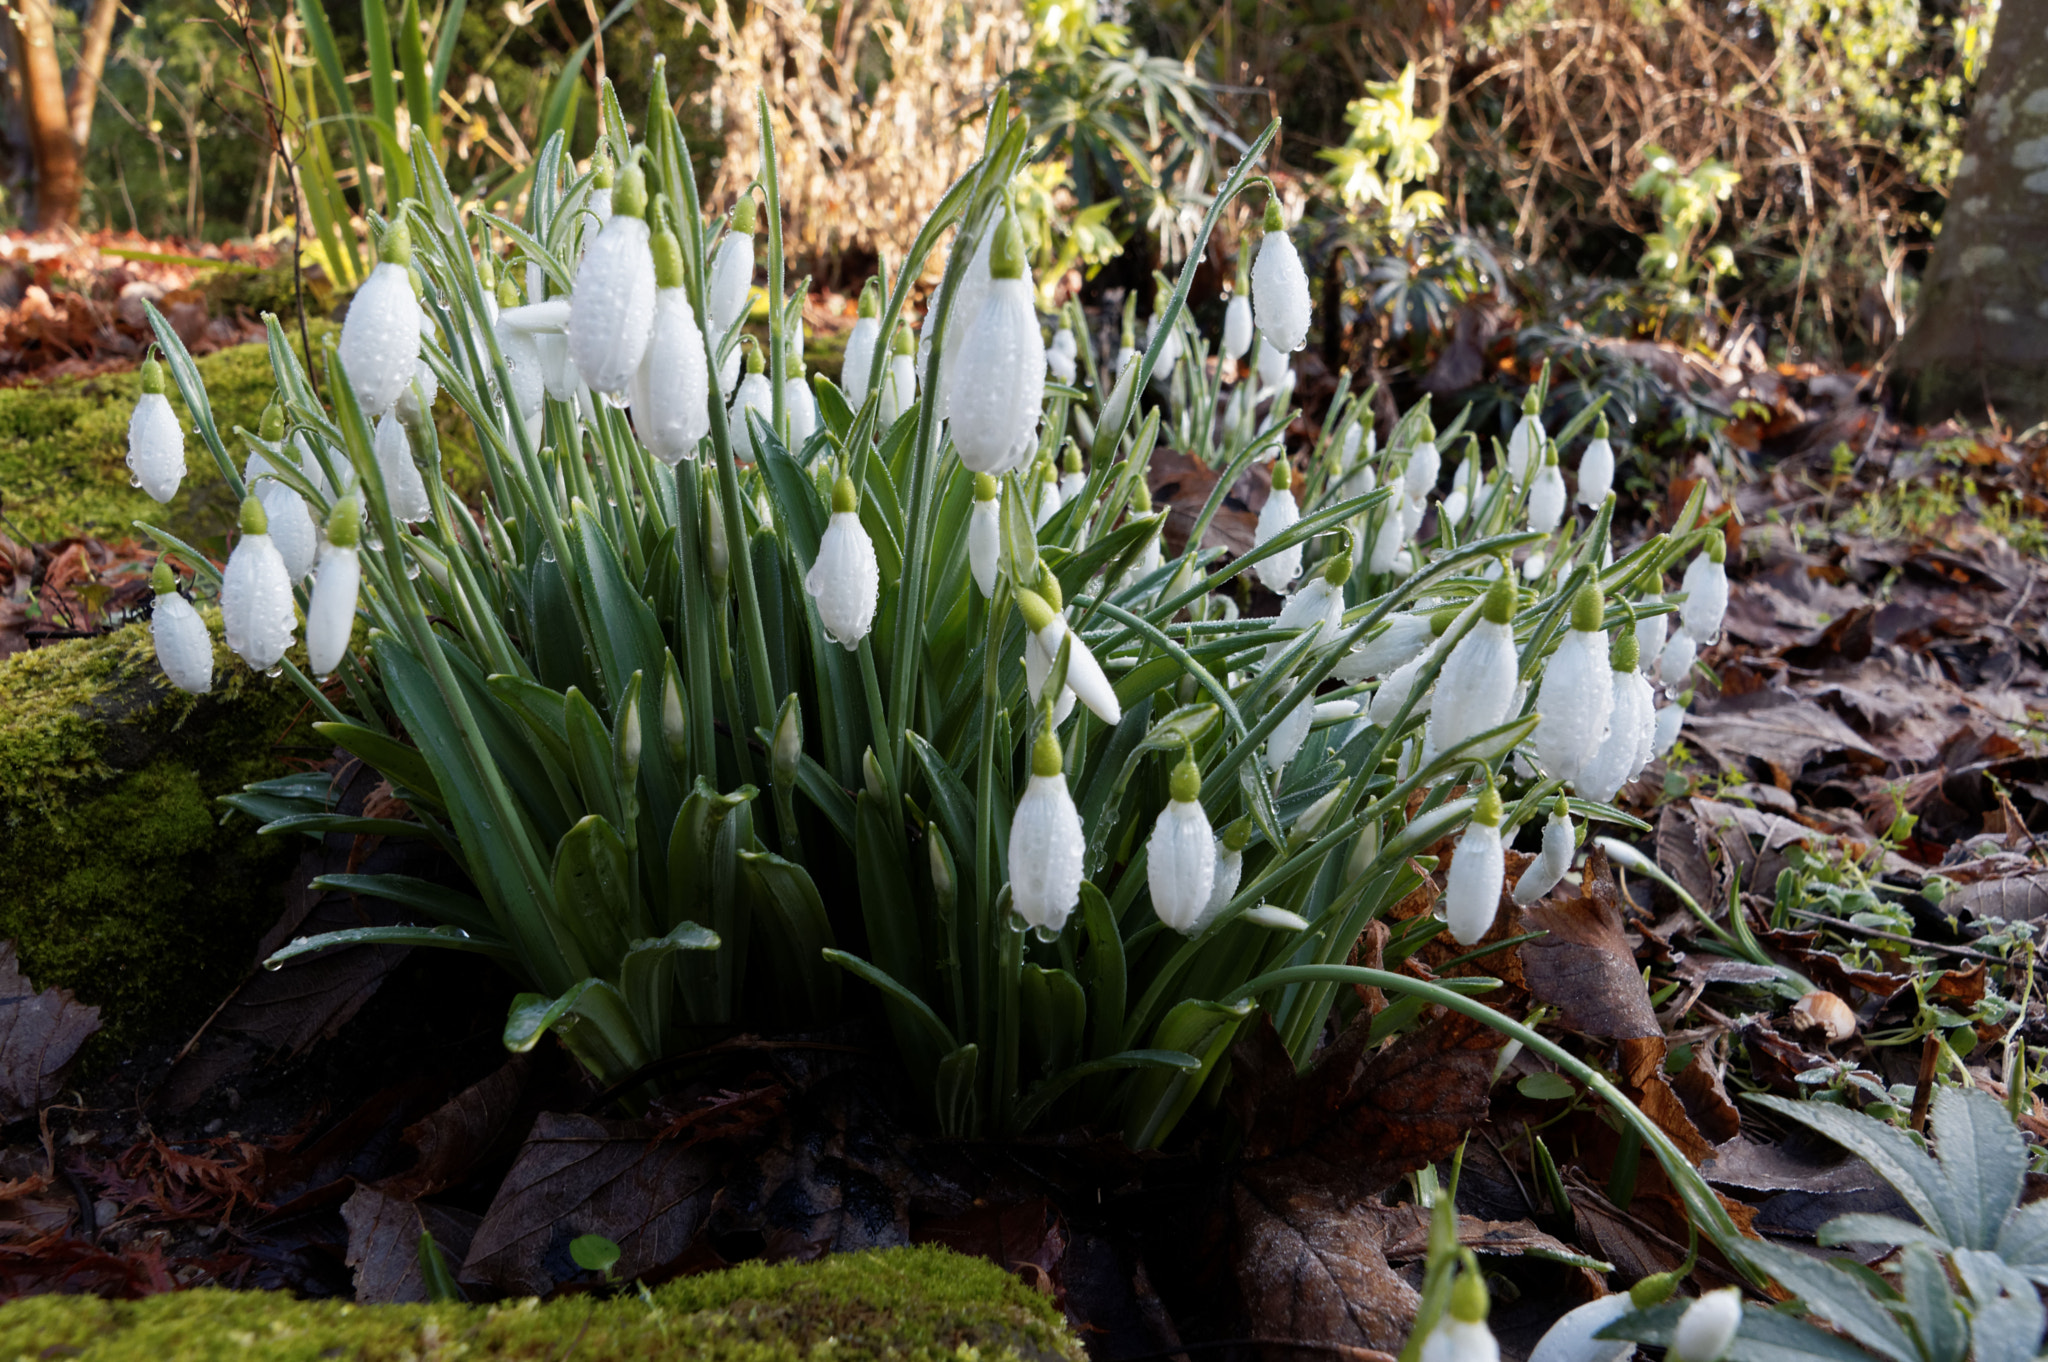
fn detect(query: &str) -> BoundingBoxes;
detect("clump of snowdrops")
[131,73,1732,1184]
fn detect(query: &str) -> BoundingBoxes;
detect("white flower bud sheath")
[339,260,422,418]
[152,590,212,694]
[568,213,656,398]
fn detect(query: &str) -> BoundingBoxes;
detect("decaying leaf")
[0,941,100,1123]
[377,1056,532,1201]
[341,1184,480,1303]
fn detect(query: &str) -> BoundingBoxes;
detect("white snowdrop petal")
[127,392,186,504]
[535,332,579,402]
[1149,799,1217,933]
[1266,695,1314,771]
[1023,638,1079,727]
[1427,619,1519,756]
[729,372,775,462]
[1576,667,1655,801]
[338,262,422,417]
[257,481,317,581]
[1420,1317,1500,1362]
[1661,628,1698,687]
[1222,294,1253,360]
[879,353,917,425]
[1652,703,1684,758]
[630,288,712,465]
[306,545,361,677]
[1636,611,1669,673]
[1506,413,1545,483]
[1404,441,1441,499]
[1532,628,1614,781]
[1528,1293,1637,1362]
[949,279,1047,473]
[1339,613,1435,681]
[1445,820,1505,946]
[968,499,1000,598]
[1009,772,1084,934]
[1529,465,1567,532]
[1253,486,1302,592]
[1146,315,1183,377]
[1046,342,1076,385]
[936,228,998,393]
[1577,438,1615,507]
[1681,554,1729,642]
[1255,338,1291,389]
[1251,231,1312,353]
[1369,510,1407,576]
[220,534,296,669]
[568,216,657,397]
[1265,578,1340,669]
[1672,1290,1741,1362]
[494,317,547,420]
[804,511,879,651]
[841,317,880,408]
[1513,811,1577,905]
[1621,670,1658,779]
[375,416,431,524]
[1200,841,1243,931]
[1035,621,1121,724]
[708,234,754,338]
[151,592,213,694]
[1369,645,1436,728]
[786,377,819,452]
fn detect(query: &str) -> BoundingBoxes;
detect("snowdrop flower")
[1528,442,1567,533]
[949,212,1047,472]
[1445,782,1506,947]
[1513,796,1577,905]
[1149,749,1217,933]
[785,360,819,452]
[1533,582,1614,782]
[1506,387,1545,483]
[1427,576,1521,758]
[1369,640,1438,727]
[1680,531,1729,642]
[567,164,657,400]
[1527,1293,1637,1362]
[1368,503,1407,576]
[1420,1262,1500,1362]
[1445,447,1483,526]
[840,279,882,407]
[1146,303,1182,379]
[375,414,431,524]
[1336,610,1435,682]
[1661,626,1697,686]
[1033,458,1062,529]
[1635,608,1668,675]
[935,221,998,393]
[728,341,774,463]
[1117,477,1164,592]
[1253,456,1302,592]
[968,473,1000,598]
[1059,445,1087,504]
[1047,325,1078,385]
[1671,1290,1741,1362]
[126,357,186,504]
[806,475,879,651]
[708,196,756,341]
[629,224,713,465]
[1198,822,1249,931]
[1019,586,1121,724]
[1255,335,1291,390]
[878,326,917,425]
[1577,631,1657,803]
[1577,414,1616,507]
[253,478,316,582]
[1266,694,1314,771]
[1266,552,1351,669]
[1222,292,1254,361]
[1251,198,1311,354]
[149,560,211,694]
[306,495,362,678]
[1404,431,1441,500]
[339,221,423,418]
[493,279,547,421]
[1009,725,1084,937]
[221,495,296,670]
[394,304,439,425]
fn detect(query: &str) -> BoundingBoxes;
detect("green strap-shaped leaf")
[265,923,513,967]
[313,720,445,811]
[737,849,840,1023]
[822,948,956,1059]
[618,920,720,1052]
[312,874,497,939]
[1014,1050,1198,1135]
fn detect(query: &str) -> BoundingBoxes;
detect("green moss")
[0,619,318,1047]
[0,1246,1082,1362]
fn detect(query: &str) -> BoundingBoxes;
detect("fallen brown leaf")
[0,940,101,1122]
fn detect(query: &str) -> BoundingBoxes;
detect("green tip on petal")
[238,495,269,537]
[731,196,757,235]
[831,475,858,515]
[1570,579,1605,633]
[613,164,648,219]
[1169,748,1202,803]
[140,357,167,396]
[1449,1267,1490,1323]
[1521,386,1540,416]
[1613,628,1641,672]
[1269,456,1291,491]
[380,219,413,267]
[1016,587,1056,634]
[1706,528,1727,564]
[1262,197,1284,233]
[973,472,999,502]
[151,560,176,595]
[990,210,1027,281]
[1595,413,1610,439]
[891,326,915,355]
[1032,726,1064,778]
[652,230,685,290]
[857,278,881,318]
[1324,552,1353,587]
[1481,573,1517,624]
[258,401,284,441]
[328,495,362,548]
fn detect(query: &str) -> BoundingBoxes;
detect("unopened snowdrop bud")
[1445,782,1506,947]
[1060,445,1087,504]
[150,560,211,694]
[1047,326,1077,384]
[339,221,423,418]
[950,212,1047,474]
[969,473,1001,598]
[630,225,712,465]
[1244,905,1310,931]
[1149,750,1217,933]
[806,476,880,651]
[879,326,917,425]
[567,164,656,399]
[1671,1290,1741,1362]
[1513,796,1577,904]
[1577,414,1615,507]
[1293,780,1349,843]
[1251,198,1311,354]
[1420,1262,1500,1362]
[306,495,362,678]
[1532,581,1614,782]
[127,357,186,503]
[1680,531,1729,642]
[1253,456,1302,592]
[1661,626,1697,685]
[729,341,774,462]
[841,279,883,406]
[374,414,431,524]
[221,495,296,670]
[1018,587,1122,724]
[1529,443,1567,532]
[1222,292,1254,361]
[709,196,757,339]
[1527,1293,1636,1362]
[1576,631,1656,802]
[1427,575,1521,758]
[1009,726,1085,937]
[1507,386,1545,483]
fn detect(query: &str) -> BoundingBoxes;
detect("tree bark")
[67,0,119,151]
[1894,9,2048,427]
[15,0,79,229]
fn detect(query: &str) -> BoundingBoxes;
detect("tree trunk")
[15,0,79,230]
[1894,9,2048,427]
[67,0,119,151]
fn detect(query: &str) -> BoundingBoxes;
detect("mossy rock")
[0,1245,1082,1362]
[0,618,321,1051]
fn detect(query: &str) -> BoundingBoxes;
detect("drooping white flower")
[1266,553,1352,669]
[375,415,431,524]
[1680,532,1729,643]
[1255,335,1291,389]
[1059,446,1087,504]
[1369,642,1437,727]
[1404,437,1441,500]
[1149,751,1217,933]
[1369,506,1407,576]
[1266,694,1314,771]
[1671,1290,1741,1362]
[1009,727,1084,936]
[1532,583,1614,782]
[708,199,756,339]
[968,473,1000,598]
[1222,292,1254,360]
[1199,825,1247,931]
[1445,784,1507,945]
[1528,444,1567,533]
[1020,587,1121,724]
[948,212,1047,474]
[807,477,879,651]
[1253,457,1302,592]
[493,284,547,422]
[1577,415,1616,507]
[1046,327,1078,384]
[1527,1292,1637,1362]
[1576,633,1657,802]
[1426,578,1521,758]
[1251,200,1312,354]
[1661,627,1697,686]
[1146,310,1182,378]
[1652,702,1685,758]
[338,223,423,418]
[566,165,657,399]
[728,344,775,463]
[306,495,363,678]
[1513,797,1577,905]
[936,222,998,394]
[255,480,316,582]
[1506,388,1545,483]
[785,370,819,452]
[1635,609,1668,675]
[126,358,186,504]
[630,229,713,465]
[1336,611,1436,682]
[149,561,211,694]
[842,285,882,407]
[878,327,917,425]
[220,495,297,670]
